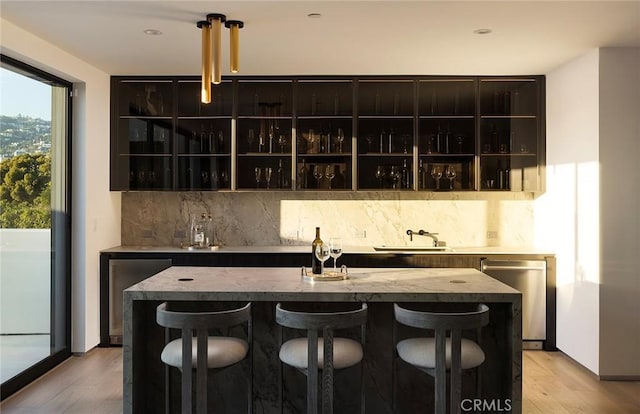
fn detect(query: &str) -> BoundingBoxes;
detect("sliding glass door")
[0,55,71,399]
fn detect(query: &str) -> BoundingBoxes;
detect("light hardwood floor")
[1,348,639,413]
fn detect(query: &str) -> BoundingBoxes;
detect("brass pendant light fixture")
[207,14,226,85]
[196,20,212,104]
[225,20,244,73]
[197,13,244,103]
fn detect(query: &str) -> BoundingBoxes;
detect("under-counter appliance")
[481,259,546,350]
[108,258,172,345]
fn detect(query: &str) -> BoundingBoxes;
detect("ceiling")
[2,1,639,77]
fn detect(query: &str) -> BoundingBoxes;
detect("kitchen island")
[123,267,522,413]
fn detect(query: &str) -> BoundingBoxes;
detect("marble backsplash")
[121,191,534,248]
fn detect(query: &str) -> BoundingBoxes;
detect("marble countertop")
[125,266,521,303]
[104,244,554,256]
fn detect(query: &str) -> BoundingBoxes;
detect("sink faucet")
[406,229,439,246]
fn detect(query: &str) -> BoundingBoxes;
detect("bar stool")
[393,303,489,414]
[156,302,252,414]
[275,302,368,414]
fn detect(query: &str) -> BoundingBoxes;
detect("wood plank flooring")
[1,348,639,413]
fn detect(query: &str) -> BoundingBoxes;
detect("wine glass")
[313,165,323,188]
[329,238,343,273]
[336,128,345,153]
[254,167,261,188]
[431,165,443,190]
[375,165,386,189]
[314,243,331,275]
[325,165,336,189]
[365,134,374,153]
[389,166,400,189]
[456,135,465,153]
[265,167,273,189]
[445,165,457,190]
[278,134,287,153]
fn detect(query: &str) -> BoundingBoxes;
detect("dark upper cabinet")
[111,75,544,193]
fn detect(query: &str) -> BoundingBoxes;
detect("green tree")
[0,153,51,228]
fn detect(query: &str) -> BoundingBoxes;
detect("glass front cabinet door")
[479,78,544,192]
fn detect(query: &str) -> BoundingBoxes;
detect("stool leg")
[181,330,193,414]
[434,329,446,414]
[308,330,319,414]
[321,329,334,414]
[450,330,462,414]
[196,330,208,414]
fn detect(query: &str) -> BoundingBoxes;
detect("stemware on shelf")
[255,167,261,189]
[278,134,287,153]
[365,134,374,153]
[389,166,400,189]
[329,238,343,273]
[313,165,323,188]
[431,165,443,190]
[445,165,457,190]
[336,128,345,153]
[325,165,336,189]
[375,165,386,189]
[265,167,273,189]
[247,129,255,152]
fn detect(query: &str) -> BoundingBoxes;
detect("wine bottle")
[401,159,411,189]
[311,227,323,274]
[277,159,285,189]
[496,161,505,190]
[418,159,427,190]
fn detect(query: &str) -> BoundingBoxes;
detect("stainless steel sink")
[373,245,452,252]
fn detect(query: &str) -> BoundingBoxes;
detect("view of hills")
[0,114,51,161]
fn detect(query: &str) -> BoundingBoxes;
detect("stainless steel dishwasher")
[481,259,546,350]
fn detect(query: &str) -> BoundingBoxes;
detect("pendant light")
[207,14,226,85]
[225,20,244,73]
[196,20,212,104]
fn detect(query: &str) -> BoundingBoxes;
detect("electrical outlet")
[352,229,367,238]
[486,231,498,239]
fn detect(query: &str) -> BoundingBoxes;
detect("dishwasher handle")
[482,264,546,271]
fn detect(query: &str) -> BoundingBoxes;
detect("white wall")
[538,49,600,374]
[598,48,640,378]
[1,19,121,352]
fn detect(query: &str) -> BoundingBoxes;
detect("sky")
[0,67,52,121]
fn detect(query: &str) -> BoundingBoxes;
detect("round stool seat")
[280,337,363,370]
[161,336,249,370]
[397,337,485,370]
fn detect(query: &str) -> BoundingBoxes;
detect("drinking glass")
[278,134,287,153]
[336,128,345,153]
[246,129,254,152]
[365,134,374,153]
[265,167,273,189]
[456,135,465,153]
[375,165,386,189]
[329,238,343,273]
[445,165,457,190]
[325,165,336,189]
[389,166,400,189]
[313,165,323,188]
[314,243,331,274]
[255,167,261,188]
[431,165,443,190]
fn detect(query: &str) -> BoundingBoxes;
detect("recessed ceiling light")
[307,13,322,19]
[473,29,492,35]
[143,29,163,36]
